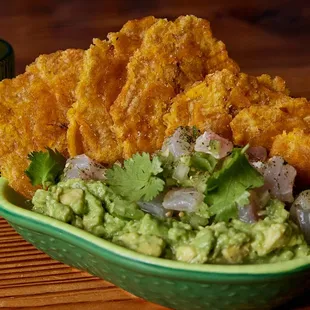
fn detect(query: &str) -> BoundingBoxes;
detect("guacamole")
[32,179,309,265]
[30,128,310,264]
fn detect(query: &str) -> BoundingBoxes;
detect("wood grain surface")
[0,218,167,310]
[0,0,310,309]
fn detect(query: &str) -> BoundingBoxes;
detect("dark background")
[0,0,310,98]
[0,1,310,309]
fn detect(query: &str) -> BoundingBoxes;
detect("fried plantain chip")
[67,16,157,163]
[0,49,83,198]
[164,69,288,139]
[231,95,310,149]
[110,15,239,159]
[271,129,310,185]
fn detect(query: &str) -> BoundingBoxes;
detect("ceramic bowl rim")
[1,177,310,278]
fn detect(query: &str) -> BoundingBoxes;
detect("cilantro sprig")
[106,153,165,202]
[25,148,66,189]
[205,147,264,222]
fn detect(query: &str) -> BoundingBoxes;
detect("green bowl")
[0,178,310,310]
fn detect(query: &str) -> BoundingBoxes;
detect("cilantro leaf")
[205,148,264,222]
[25,148,66,188]
[106,153,165,202]
[150,155,163,175]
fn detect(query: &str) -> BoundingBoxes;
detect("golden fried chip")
[270,129,310,185]
[256,74,288,94]
[164,79,233,139]
[67,16,157,163]
[0,49,83,198]
[110,15,239,158]
[27,49,84,119]
[231,97,310,149]
[164,69,288,139]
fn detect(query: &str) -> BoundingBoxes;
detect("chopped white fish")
[163,188,204,212]
[194,131,233,159]
[238,189,270,223]
[161,127,194,158]
[137,194,167,219]
[250,161,266,174]
[292,190,310,211]
[238,203,258,224]
[291,190,310,243]
[63,154,106,181]
[256,156,296,203]
[247,146,267,162]
[238,191,258,223]
[255,187,271,208]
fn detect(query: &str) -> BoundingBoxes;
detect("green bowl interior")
[1,177,310,279]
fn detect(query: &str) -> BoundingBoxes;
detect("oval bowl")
[0,178,310,310]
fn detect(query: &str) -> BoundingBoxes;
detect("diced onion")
[172,162,190,182]
[163,188,204,212]
[63,154,106,181]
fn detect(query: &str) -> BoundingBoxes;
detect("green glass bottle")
[0,39,15,81]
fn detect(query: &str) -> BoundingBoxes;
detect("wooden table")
[0,0,310,309]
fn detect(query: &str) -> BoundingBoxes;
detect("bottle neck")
[0,39,15,80]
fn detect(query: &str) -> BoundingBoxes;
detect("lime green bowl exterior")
[0,178,310,310]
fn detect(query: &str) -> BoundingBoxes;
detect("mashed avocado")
[29,127,310,264]
[32,178,309,264]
